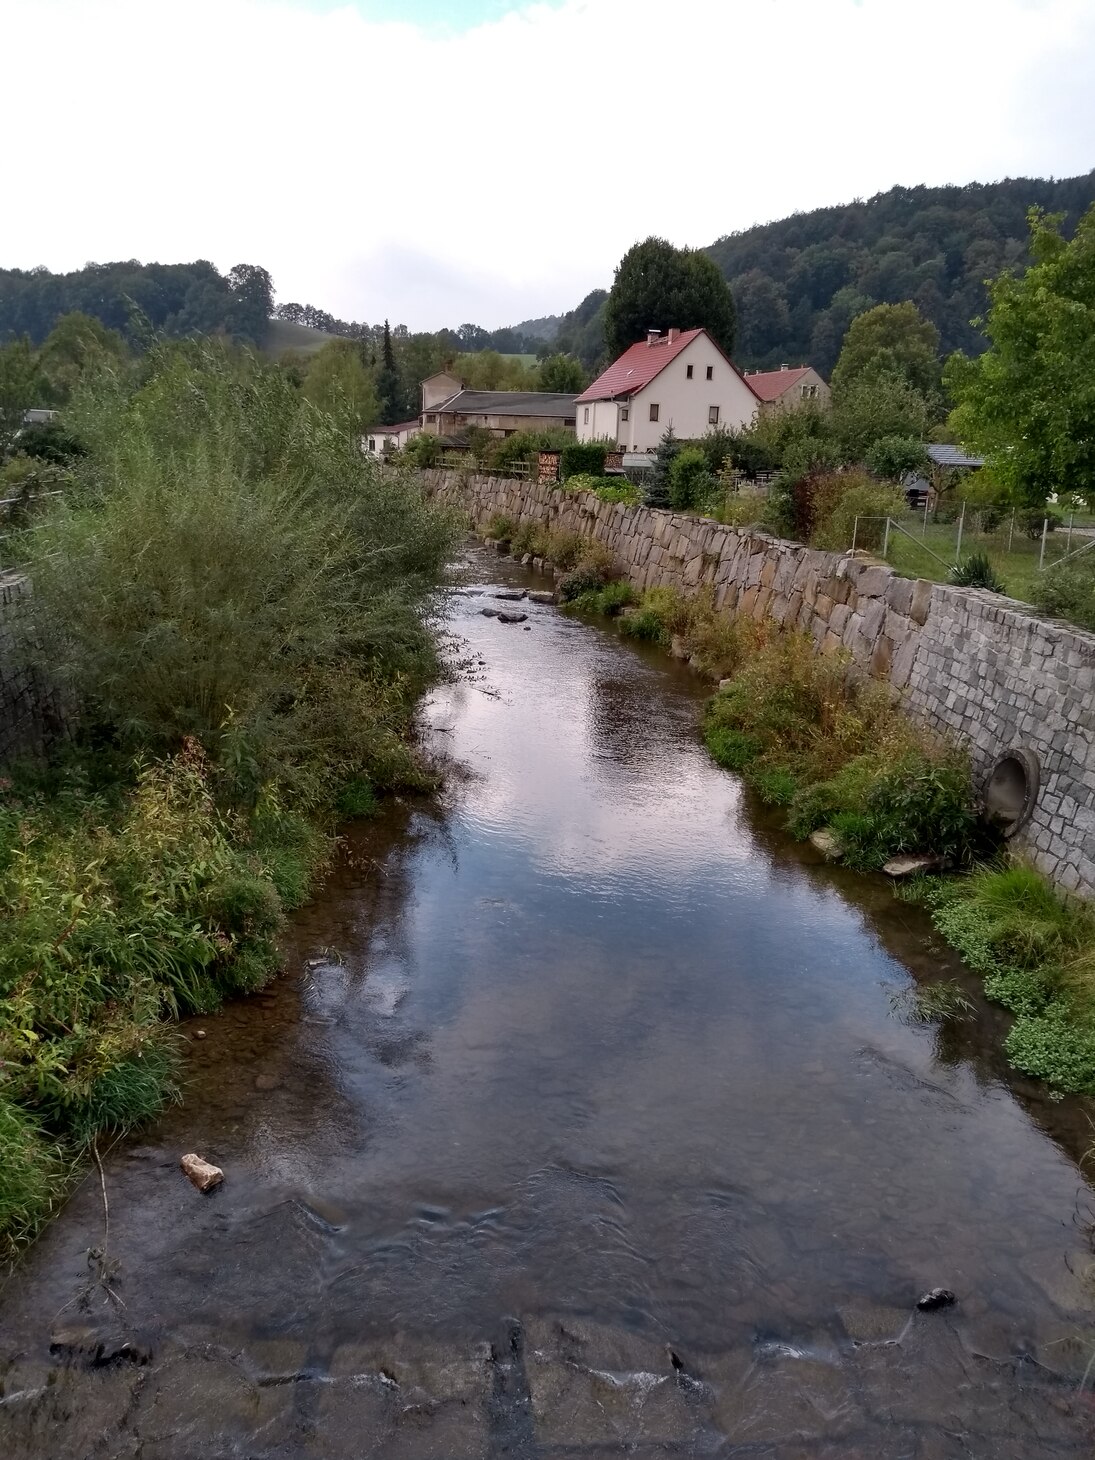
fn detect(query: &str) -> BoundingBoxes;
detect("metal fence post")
[923,494,930,538]
[852,516,859,555]
[1039,517,1049,571]
[882,516,891,559]
[955,502,965,566]
[1068,511,1074,554]
[1008,510,1015,553]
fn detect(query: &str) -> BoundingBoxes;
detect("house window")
[621,407,629,422]
[708,406,720,425]
[706,366,714,380]
[584,407,590,424]
[426,413,436,424]
[649,403,660,422]
[686,364,693,379]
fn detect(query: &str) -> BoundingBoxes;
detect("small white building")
[364,420,420,455]
[575,328,759,451]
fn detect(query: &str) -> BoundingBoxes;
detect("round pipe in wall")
[983,748,1041,839]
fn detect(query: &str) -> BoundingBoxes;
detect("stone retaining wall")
[426,469,1095,897]
[0,573,66,764]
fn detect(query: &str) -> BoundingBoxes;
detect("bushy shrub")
[563,580,635,616]
[951,552,1007,593]
[558,563,608,602]
[561,440,610,480]
[809,474,908,553]
[1029,562,1095,631]
[865,435,929,480]
[715,493,765,530]
[669,447,714,511]
[403,432,442,468]
[1021,506,1063,539]
[486,512,516,542]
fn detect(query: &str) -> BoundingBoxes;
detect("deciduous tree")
[604,238,736,359]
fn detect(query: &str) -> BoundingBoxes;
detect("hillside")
[546,172,1095,374]
[264,317,341,357]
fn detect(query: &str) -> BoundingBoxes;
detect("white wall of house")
[421,372,463,413]
[576,334,758,450]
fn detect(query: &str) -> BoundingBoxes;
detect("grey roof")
[927,443,984,469]
[435,389,578,419]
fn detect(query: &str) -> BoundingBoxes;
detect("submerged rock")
[883,853,943,879]
[480,607,501,618]
[916,1287,956,1312]
[493,590,527,601]
[181,1153,224,1192]
[50,1326,152,1366]
[809,829,843,862]
[497,611,528,625]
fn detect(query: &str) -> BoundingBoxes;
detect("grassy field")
[263,318,341,358]
[879,513,1095,602]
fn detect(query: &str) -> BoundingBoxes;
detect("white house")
[575,328,759,451]
[364,419,420,455]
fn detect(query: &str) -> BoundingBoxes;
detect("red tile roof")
[576,329,704,403]
[745,366,812,402]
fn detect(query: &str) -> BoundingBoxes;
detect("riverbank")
[0,345,457,1258]
[475,524,1095,1099]
[1,543,1091,1459]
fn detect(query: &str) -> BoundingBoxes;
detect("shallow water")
[2,546,1095,1458]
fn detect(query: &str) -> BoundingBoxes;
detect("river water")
[2,546,1094,1458]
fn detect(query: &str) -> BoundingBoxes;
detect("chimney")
[647,328,661,345]
[667,327,680,343]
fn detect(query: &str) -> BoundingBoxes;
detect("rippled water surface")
[2,547,1095,1458]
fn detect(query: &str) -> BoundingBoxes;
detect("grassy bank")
[0,343,457,1256]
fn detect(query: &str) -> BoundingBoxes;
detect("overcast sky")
[5,0,1093,330]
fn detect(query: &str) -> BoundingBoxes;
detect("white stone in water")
[809,829,843,862]
[883,853,942,878]
[181,1154,223,1192]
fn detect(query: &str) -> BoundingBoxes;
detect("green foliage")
[890,979,976,1024]
[486,512,517,542]
[302,337,379,436]
[561,439,610,479]
[831,302,942,399]
[558,559,611,603]
[403,431,443,468]
[538,354,587,392]
[604,237,736,358]
[1029,562,1095,631]
[833,368,935,460]
[947,204,1095,508]
[866,434,929,480]
[0,1098,64,1251]
[911,863,1095,1093]
[484,426,573,474]
[593,480,641,505]
[563,580,636,617]
[337,776,379,818]
[668,447,714,511]
[808,475,908,552]
[1020,506,1062,539]
[645,426,680,508]
[951,552,1007,593]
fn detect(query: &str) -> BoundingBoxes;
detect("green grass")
[262,318,342,358]
[883,513,1092,603]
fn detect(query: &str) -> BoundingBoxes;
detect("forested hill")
[711,173,1095,373]
[0,261,274,346]
[545,172,1095,373]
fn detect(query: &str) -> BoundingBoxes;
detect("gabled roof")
[387,420,420,434]
[745,366,813,402]
[433,389,578,418]
[577,329,759,404]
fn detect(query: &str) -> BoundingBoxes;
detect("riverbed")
[1,546,1094,1458]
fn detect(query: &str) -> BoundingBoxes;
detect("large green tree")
[538,354,586,392]
[946,205,1095,507]
[376,319,404,424]
[302,339,378,437]
[603,238,736,359]
[831,301,942,398]
[0,338,51,449]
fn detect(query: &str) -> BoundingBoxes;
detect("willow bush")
[0,342,457,1254]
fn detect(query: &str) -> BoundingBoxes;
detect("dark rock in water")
[493,590,526,601]
[523,626,531,632]
[497,612,528,625]
[480,607,501,618]
[51,1326,152,1366]
[917,1287,956,1312]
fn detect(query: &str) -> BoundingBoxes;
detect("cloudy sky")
[5,0,1093,330]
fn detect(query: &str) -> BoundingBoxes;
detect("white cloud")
[4,0,1093,328]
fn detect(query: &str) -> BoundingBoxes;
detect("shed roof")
[434,389,578,418]
[927,444,984,469]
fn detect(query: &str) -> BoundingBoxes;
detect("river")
[1,545,1094,1458]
